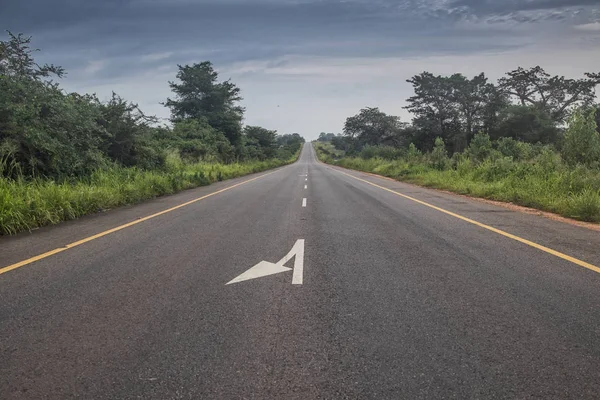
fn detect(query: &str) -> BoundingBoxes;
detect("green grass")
[314,142,600,224]
[0,153,298,235]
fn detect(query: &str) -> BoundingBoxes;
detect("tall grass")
[314,142,600,223]
[0,152,298,235]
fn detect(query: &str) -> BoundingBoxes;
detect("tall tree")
[343,107,405,147]
[0,31,64,80]
[405,72,504,152]
[498,66,600,122]
[405,72,456,146]
[449,73,505,149]
[165,62,244,145]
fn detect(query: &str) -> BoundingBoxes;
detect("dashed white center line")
[304,185,307,189]
[302,198,307,207]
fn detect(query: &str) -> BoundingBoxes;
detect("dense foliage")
[316,109,600,222]
[317,65,600,222]
[324,66,600,157]
[0,157,292,235]
[0,32,304,234]
[0,33,304,180]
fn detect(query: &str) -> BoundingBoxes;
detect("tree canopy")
[335,65,600,162]
[164,62,245,145]
[0,32,304,179]
[498,66,600,122]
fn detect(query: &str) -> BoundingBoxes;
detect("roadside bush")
[568,189,600,222]
[0,78,109,178]
[430,137,449,170]
[468,133,493,163]
[0,33,302,182]
[359,145,405,160]
[406,143,422,163]
[534,146,562,175]
[496,137,535,161]
[562,107,600,166]
[314,134,600,223]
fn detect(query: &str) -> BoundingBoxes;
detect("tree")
[405,72,506,153]
[317,132,336,142]
[343,107,405,147]
[277,133,305,148]
[491,105,559,144]
[243,126,278,159]
[276,133,305,159]
[498,66,600,122]
[331,135,356,153]
[449,73,506,149]
[164,62,244,145]
[405,72,457,148]
[97,92,160,167]
[0,31,64,80]
[0,32,106,178]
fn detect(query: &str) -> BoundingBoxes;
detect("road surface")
[1,143,600,399]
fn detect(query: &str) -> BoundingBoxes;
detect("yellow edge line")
[0,170,279,276]
[333,167,600,275]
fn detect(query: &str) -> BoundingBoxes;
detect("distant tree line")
[323,66,600,166]
[0,32,304,179]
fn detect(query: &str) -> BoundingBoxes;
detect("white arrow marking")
[226,240,305,285]
[291,239,304,285]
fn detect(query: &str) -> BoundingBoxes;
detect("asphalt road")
[1,143,600,399]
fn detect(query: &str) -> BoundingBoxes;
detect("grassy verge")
[0,153,298,235]
[314,142,600,223]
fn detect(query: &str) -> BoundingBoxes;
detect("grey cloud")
[0,0,479,63]
[0,0,594,85]
[451,0,600,15]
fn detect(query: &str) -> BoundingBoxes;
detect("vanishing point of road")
[1,143,600,399]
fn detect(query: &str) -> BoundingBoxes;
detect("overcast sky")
[2,0,600,140]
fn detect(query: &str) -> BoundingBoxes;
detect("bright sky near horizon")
[2,0,600,140]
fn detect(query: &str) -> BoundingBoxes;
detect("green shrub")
[565,189,600,222]
[562,107,600,166]
[468,133,493,163]
[359,145,404,160]
[406,143,422,163]
[314,135,600,223]
[496,137,534,161]
[430,137,449,170]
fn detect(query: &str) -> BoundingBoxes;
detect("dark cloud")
[2,1,410,56]
[0,0,467,66]
[0,0,596,83]
[451,0,600,15]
